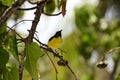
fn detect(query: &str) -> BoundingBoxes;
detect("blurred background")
[7,0,120,80]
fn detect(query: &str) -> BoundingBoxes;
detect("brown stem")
[26,2,45,43]
[46,52,58,80]
[18,1,46,80]
[17,6,37,11]
[43,12,62,16]
[66,64,79,80]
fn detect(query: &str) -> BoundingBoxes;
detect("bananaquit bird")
[48,30,62,49]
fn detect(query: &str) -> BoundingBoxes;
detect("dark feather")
[49,30,62,42]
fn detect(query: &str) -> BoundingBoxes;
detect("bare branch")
[46,52,58,80]
[66,64,79,80]
[10,20,33,30]
[7,26,23,39]
[43,12,62,16]
[106,47,120,54]
[17,6,37,11]
[26,2,45,43]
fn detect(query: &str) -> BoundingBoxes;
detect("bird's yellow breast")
[48,37,62,49]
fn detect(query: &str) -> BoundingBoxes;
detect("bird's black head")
[48,30,62,42]
[54,30,62,37]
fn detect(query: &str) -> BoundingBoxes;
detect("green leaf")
[0,23,6,34]
[7,66,19,80]
[0,47,9,72]
[45,0,56,13]
[3,66,19,80]
[9,32,19,61]
[1,0,13,6]
[24,42,42,80]
[115,75,120,80]
[56,0,62,9]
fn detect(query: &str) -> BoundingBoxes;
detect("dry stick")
[26,2,45,43]
[18,7,62,16]
[106,47,120,54]
[10,20,33,30]
[46,52,58,80]
[7,20,33,40]
[18,6,37,11]
[7,26,23,39]
[33,37,48,48]
[0,0,25,25]
[66,64,79,80]
[7,20,33,43]
[43,12,62,16]
[19,2,46,80]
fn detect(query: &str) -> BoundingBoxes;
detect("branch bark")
[26,2,45,44]
[19,1,45,80]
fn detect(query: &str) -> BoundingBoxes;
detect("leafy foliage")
[0,0,13,6]
[8,32,19,61]
[73,2,120,80]
[0,47,9,72]
[115,75,120,80]
[45,0,56,14]
[3,66,19,80]
[24,42,42,80]
[75,4,120,58]
[0,23,6,34]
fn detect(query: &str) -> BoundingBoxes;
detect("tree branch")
[17,6,37,11]
[0,0,26,26]
[43,12,62,16]
[18,1,46,80]
[26,2,45,43]
[46,52,58,80]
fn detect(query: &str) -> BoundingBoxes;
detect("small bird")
[48,30,63,49]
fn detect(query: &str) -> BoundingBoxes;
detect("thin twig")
[43,12,62,16]
[46,52,58,80]
[66,64,79,80]
[10,20,33,31]
[106,47,120,54]
[17,6,37,11]
[33,37,49,48]
[7,26,23,39]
